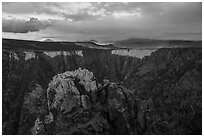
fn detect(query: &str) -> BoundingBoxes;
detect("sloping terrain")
[2,39,202,135]
[113,38,202,49]
[124,48,202,134]
[3,38,118,51]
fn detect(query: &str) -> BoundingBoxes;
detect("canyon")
[2,39,202,135]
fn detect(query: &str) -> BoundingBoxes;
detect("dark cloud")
[2,2,202,41]
[2,17,53,33]
[61,11,100,21]
[2,2,202,22]
[92,2,142,13]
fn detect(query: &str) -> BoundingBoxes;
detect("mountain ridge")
[3,38,202,50]
[2,38,119,51]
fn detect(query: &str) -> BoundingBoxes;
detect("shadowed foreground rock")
[18,68,159,135]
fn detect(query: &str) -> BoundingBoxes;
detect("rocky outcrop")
[16,68,159,135]
[47,68,97,112]
[2,48,139,135]
[45,68,132,134]
[125,48,202,134]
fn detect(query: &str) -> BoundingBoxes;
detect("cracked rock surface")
[19,68,157,135]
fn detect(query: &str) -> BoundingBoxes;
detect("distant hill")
[2,38,119,51]
[113,38,202,49]
[3,38,201,51]
[42,39,54,42]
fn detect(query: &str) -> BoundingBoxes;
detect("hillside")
[113,38,202,49]
[2,38,118,51]
[2,39,202,135]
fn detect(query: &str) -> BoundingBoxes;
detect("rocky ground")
[16,68,161,135]
[2,47,202,135]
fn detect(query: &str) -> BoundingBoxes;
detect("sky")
[2,2,202,42]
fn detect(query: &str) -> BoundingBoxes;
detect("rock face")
[125,48,202,134]
[2,47,202,135]
[2,49,138,135]
[46,68,136,134]
[19,68,147,135]
[47,68,97,112]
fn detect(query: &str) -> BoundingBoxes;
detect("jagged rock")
[107,107,128,134]
[23,84,47,114]
[3,47,201,135]
[44,112,54,124]
[30,117,45,135]
[141,100,148,112]
[137,101,145,129]
[148,98,154,111]
[81,95,91,109]
[99,89,107,104]
[46,68,99,115]
[32,68,142,134]
[71,68,97,93]
[137,98,155,130]
[47,73,81,112]
[103,83,139,134]
[18,84,48,135]
[44,68,112,134]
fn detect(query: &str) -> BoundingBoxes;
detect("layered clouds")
[2,2,202,41]
[3,17,53,33]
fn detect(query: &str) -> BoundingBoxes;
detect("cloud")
[2,17,53,33]
[2,2,202,22]
[2,2,202,41]
[2,2,58,15]
[61,11,101,21]
[1,2,145,21]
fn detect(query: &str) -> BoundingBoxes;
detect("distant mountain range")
[2,38,118,51]
[112,38,202,49]
[2,38,202,51]
[42,39,54,42]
